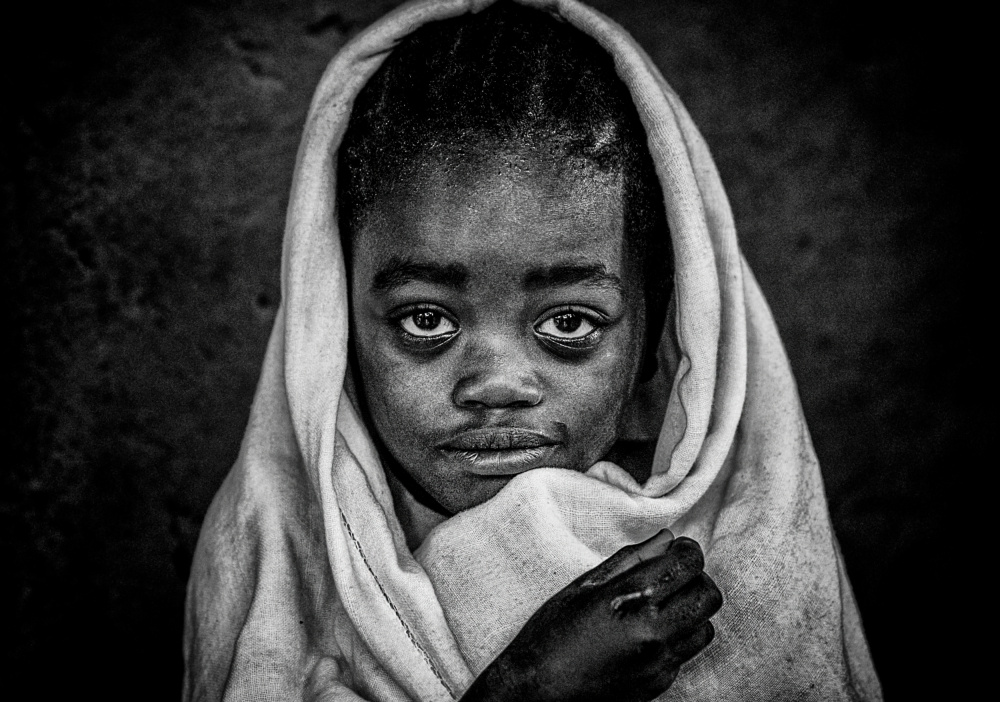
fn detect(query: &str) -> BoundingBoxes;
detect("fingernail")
[644,528,674,549]
[634,528,674,562]
[651,528,674,544]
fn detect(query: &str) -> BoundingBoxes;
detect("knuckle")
[671,537,705,572]
[702,576,724,613]
[691,577,722,615]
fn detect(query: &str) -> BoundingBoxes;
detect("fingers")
[671,621,715,662]
[645,572,723,645]
[607,537,705,612]
[577,528,674,589]
[606,539,722,648]
[665,572,723,622]
[632,624,715,701]
[646,623,715,689]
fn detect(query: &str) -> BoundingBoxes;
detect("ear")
[618,295,678,442]
[639,290,677,382]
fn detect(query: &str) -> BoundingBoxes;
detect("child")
[184,2,882,701]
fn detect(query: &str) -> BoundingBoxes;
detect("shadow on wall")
[2,0,980,698]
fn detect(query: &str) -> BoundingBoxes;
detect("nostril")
[452,373,543,409]
[508,397,540,409]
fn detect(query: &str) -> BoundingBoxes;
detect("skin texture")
[349,156,722,700]
[461,532,723,702]
[350,155,647,514]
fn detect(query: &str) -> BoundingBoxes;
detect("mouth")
[437,428,560,476]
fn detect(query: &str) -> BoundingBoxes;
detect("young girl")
[184,2,881,700]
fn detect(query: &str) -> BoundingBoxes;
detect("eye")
[535,311,597,340]
[398,309,459,339]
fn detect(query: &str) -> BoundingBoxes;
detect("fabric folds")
[183,1,883,700]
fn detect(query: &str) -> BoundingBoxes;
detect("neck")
[385,465,449,551]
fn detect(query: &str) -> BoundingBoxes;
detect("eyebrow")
[370,257,468,292]
[523,263,625,295]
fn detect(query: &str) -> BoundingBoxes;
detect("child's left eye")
[535,312,597,340]
[398,310,459,338]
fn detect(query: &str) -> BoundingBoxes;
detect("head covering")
[183,1,882,700]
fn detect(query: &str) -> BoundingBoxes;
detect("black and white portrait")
[5,1,979,699]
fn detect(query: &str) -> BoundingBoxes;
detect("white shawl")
[183,1,882,700]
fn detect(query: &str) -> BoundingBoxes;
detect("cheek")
[564,359,632,417]
[354,331,446,445]
[548,326,643,444]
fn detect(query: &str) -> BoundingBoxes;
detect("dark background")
[3,0,983,699]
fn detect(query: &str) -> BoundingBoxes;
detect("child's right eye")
[397,310,459,339]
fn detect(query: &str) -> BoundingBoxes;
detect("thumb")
[577,528,674,589]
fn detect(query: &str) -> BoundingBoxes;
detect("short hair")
[338,1,672,367]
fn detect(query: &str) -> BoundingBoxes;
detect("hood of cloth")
[183,2,883,701]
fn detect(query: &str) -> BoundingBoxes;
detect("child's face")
[349,158,646,514]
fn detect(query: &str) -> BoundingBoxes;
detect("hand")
[461,530,722,702]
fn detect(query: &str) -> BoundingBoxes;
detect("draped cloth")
[183,1,883,699]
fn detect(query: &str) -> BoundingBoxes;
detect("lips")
[441,428,554,451]
[437,428,560,475]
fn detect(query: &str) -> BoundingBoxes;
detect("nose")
[452,337,543,410]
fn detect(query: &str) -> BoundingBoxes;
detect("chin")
[432,472,513,515]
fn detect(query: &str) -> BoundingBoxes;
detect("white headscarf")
[183,1,882,700]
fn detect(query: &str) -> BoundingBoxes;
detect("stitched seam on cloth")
[339,508,457,699]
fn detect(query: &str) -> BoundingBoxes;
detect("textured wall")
[3,0,979,699]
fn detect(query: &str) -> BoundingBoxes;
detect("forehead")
[354,158,629,276]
